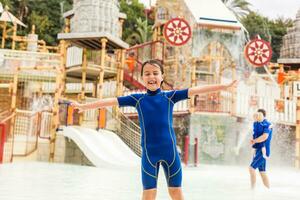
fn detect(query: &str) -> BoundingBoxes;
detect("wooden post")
[296,70,300,168]
[64,18,70,33]
[119,19,124,38]
[2,22,7,48]
[31,25,36,34]
[157,26,161,41]
[115,49,125,121]
[60,18,70,96]
[208,43,213,83]
[120,49,125,96]
[231,62,237,116]
[153,27,158,41]
[218,44,224,112]
[49,41,65,162]
[296,99,300,168]
[10,68,19,147]
[11,70,18,114]
[61,41,69,96]
[81,48,87,100]
[11,23,17,50]
[98,38,107,99]
[114,50,121,118]
[116,50,121,97]
[189,58,196,113]
[79,48,87,125]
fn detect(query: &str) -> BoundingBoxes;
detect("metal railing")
[194,91,232,113]
[109,109,141,156]
[13,110,39,156]
[124,41,165,89]
[59,97,142,156]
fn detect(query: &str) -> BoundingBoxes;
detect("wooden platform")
[57,32,129,50]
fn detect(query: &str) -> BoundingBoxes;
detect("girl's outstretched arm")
[188,80,237,97]
[71,98,118,113]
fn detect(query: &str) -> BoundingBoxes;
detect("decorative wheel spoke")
[244,39,272,67]
[163,18,192,46]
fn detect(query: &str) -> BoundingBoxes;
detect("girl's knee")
[168,187,183,198]
[142,189,157,200]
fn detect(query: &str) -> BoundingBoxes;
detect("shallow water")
[0,162,299,200]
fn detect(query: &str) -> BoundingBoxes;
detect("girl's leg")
[142,189,157,200]
[168,187,184,200]
[259,172,270,188]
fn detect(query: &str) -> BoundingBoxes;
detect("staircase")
[105,108,142,156]
[124,40,174,90]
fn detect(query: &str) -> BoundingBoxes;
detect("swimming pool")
[0,162,299,200]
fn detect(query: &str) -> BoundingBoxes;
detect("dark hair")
[257,109,266,117]
[141,59,164,76]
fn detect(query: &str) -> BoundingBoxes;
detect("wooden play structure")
[0,6,58,52]
[0,0,299,167]
[0,0,142,163]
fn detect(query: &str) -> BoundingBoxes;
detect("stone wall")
[280,9,300,59]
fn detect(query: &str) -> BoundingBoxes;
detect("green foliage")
[125,17,152,45]
[0,0,72,45]
[0,0,294,55]
[268,18,293,61]
[222,0,252,20]
[241,12,271,41]
[241,12,293,61]
[0,0,12,8]
[119,0,153,45]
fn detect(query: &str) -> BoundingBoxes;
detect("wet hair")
[141,59,164,76]
[257,109,266,117]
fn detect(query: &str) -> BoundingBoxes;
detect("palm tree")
[222,0,252,20]
[125,17,152,45]
[16,0,30,21]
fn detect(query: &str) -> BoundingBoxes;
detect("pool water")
[0,162,299,200]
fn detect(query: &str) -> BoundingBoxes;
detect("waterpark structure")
[0,0,300,170]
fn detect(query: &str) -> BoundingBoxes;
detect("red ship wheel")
[163,18,192,46]
[245,38,272,67]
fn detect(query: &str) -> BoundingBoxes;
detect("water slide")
[62,126,140,168]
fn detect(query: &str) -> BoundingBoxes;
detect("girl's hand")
[71,102,86,113]
[225,80,238,90]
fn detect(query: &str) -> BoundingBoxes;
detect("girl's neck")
[146,88,161,96]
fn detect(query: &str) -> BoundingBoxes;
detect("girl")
[72,59,237,200]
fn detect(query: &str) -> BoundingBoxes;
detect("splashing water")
[31,95,53,112]
[233,120,252,156]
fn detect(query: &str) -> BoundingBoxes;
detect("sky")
[139,0,300,20]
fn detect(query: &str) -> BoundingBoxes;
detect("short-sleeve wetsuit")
[250,119,272,172]
[117,88,189,189]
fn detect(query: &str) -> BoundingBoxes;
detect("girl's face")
[257,112,264,122]
[142,63,163,91]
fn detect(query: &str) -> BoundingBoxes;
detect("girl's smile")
[142,63,163,91]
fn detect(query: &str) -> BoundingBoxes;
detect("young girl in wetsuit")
[72,59,237,200]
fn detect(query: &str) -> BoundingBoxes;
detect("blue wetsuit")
[264,119,273,157]
[117,88,189,189]
[250,119,272,172]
